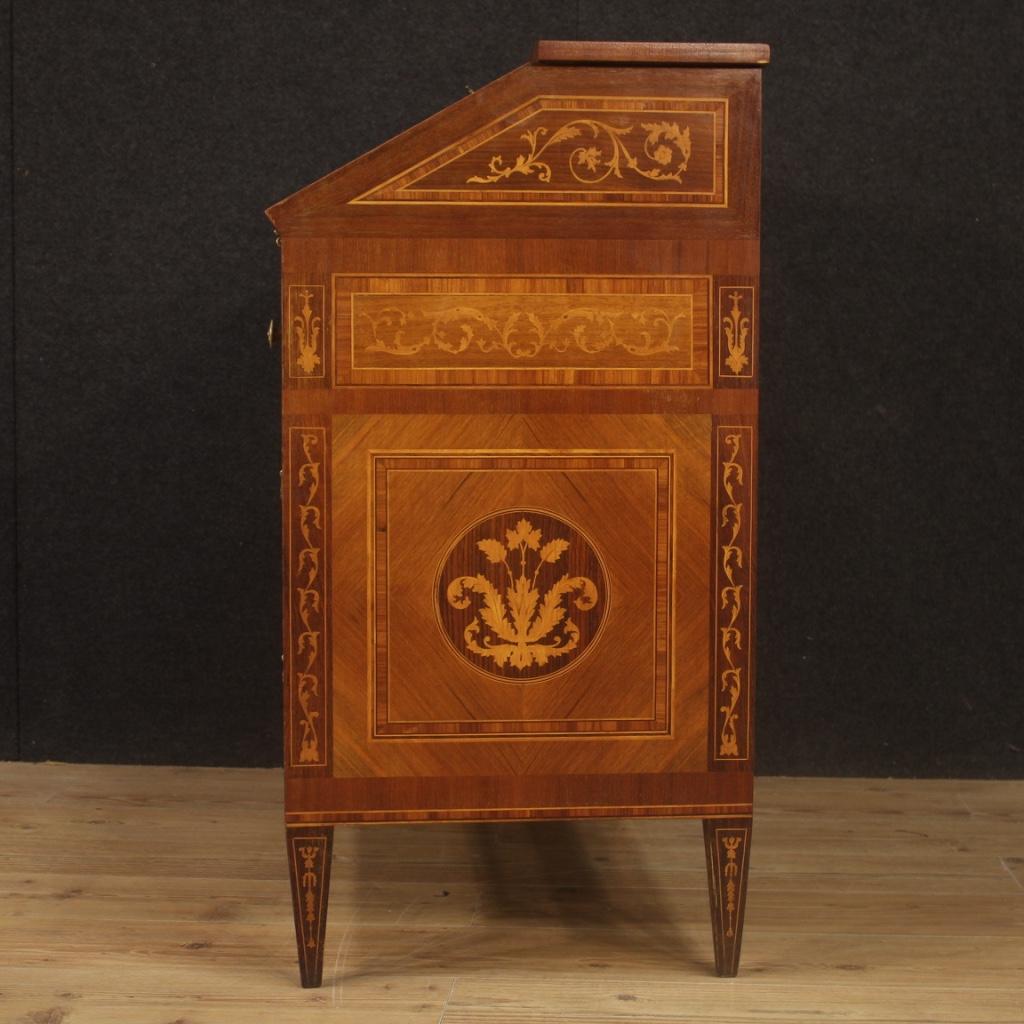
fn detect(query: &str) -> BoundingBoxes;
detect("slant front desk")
[267,39,768,987]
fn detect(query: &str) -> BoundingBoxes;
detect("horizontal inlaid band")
[282,387,758,416]
[286,770,753,824]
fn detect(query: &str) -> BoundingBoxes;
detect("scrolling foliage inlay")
[357,294,693,362]
[352,96,727,206]
[467,119,692,186]
[438,511,606,680]
[339,276,710,383]
[290,427,327,766]
[715,427,752,760]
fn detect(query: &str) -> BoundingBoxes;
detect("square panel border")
[371,451,675,738]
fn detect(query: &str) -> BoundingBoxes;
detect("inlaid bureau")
[266,39,768,987]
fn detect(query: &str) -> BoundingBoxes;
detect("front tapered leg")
[702,817,751,977]
[287,826,333,987]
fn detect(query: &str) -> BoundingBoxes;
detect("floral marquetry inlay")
[371,451,672,738]
[467,119,692,186]
[438,510,607,681]
[352,96,728,206]
[288,285,325,379]
[337,275,711,384]
[354,292,694,364]
[718,285,755,380]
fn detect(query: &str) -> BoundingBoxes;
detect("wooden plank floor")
[1,763,1021,1023]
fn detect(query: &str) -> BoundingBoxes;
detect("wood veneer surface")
[274,43,764,983]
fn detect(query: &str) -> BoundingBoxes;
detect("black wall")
[1,0,15,762]
[4,1,1022,776]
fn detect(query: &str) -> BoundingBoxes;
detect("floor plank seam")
[998,857,1024,892]
[437,976,459,1024]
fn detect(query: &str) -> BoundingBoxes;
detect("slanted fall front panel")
[273,55,760,825]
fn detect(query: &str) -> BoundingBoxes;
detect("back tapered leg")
[287,826,333,987]
[702,817,751,976]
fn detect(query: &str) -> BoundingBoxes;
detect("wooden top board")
[532,40,770,66]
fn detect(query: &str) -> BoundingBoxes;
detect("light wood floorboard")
[0,763,1021,1023]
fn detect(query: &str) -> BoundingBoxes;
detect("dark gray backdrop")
[3,1,1022,776]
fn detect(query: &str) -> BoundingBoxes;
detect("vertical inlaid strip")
[288,425,329,767]
[713,424,753,761]
[288,284,326,379]
[716,282,756,384]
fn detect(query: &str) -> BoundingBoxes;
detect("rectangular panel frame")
[371,451,674,738]
[333,273,712,387]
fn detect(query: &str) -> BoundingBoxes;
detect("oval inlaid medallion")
[436,509,607,681]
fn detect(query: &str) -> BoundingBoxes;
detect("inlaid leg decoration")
[702,817,751,977]
[287,826,333,987]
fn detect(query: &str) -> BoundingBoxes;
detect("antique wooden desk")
[267,39,767,987]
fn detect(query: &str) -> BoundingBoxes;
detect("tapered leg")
[703,817,752,977]
[287,826,334,987]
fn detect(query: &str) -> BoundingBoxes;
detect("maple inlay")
[437,509,607,680]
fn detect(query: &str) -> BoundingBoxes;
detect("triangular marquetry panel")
[352,95,728,206]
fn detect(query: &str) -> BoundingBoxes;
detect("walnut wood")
[703,816,752,976]
[271,39,765,985]
[533,40,771,66]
